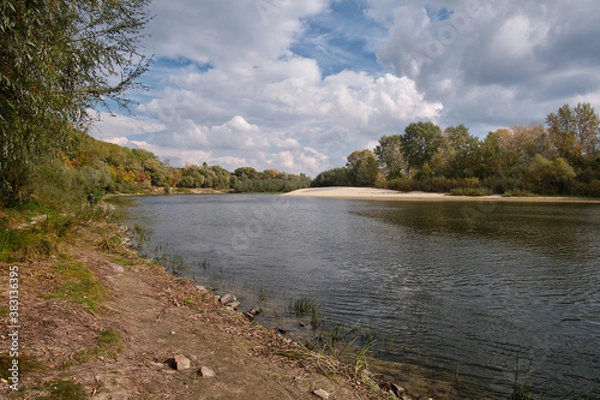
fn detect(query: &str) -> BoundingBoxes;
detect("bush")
[387,177,483,193]
[449,187,493,196]
[387,178,419,192]
[483,177,521,194]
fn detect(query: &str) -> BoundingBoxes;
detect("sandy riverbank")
[284,186,600,203]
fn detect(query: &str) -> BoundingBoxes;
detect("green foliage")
[0,0,152,203]
[387,177,483,193]
[291,297,318,317]
[346,149,384,187]
[522,155,576,195]
[234,178,302,193]
[449,187,493,196]
[312,167,353,187]
[310,103,600,197]
[400,121,444,174]
[547,102,600,162]
[98,233,123,253]
[132,224,152,250]
[37,380,87,400]
[374,135,405,179]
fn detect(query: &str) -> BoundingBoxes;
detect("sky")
[92,0,600,177]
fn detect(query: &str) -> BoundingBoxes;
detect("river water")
[119,194,600,399]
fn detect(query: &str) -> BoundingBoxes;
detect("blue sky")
[93,0,600,176]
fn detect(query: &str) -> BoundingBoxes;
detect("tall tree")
[374,135,405,179]
[574,102,600,161]
[442,124,480,178]
[0,0,152,202]
[546,102,600,163]
[400,122,443,175]
[346,149,382,187]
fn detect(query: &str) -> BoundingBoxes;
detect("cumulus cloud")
[372,0,600,131]
[90,0,600,175]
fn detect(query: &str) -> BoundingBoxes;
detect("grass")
[113,257,137,266]
[0,353,45,380]
[44,259,106,314]
[36,380,87,400]
[97,232,122,252]
[132,224,152,250]
[291,297,318,317]
[352,339,377,377]
[74,328,123,363]
[0,202,113,262]
[289,297,323,329]
[0,225,54,262]
[152,246,190,277]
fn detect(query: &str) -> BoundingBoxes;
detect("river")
[118,193,600,399]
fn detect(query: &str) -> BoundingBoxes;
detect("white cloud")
[89,0,600,174]
[93,112,165,140]
[371,0,600,132]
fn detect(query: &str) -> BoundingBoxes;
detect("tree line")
[313,102,600,197]
[6,129,310,208]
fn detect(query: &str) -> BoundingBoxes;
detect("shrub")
[387,178,419,192]
[449,187,493,196]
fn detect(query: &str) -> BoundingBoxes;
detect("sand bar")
[283,186,600,203]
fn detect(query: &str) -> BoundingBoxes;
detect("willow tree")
[0,0,151,202]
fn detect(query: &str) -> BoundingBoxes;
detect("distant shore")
[283,186,600,203]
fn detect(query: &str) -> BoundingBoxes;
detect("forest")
[314,102,600,197]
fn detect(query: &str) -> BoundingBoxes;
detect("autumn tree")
[546,103,600,164]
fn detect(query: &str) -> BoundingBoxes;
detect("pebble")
[173,354,191,371]
[219,293,237,305]
[226,301,241,310]
[312,388,330,399]
[199,366,216,378]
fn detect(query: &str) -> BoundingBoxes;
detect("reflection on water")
[119,194,600,399]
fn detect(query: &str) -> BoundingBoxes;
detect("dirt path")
[0,223,392,399]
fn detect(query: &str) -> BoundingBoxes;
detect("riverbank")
[0,212,409,399]
[284,186,600,203]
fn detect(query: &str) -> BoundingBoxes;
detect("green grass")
[44,260,106,314]
[0,204,112,262]
[113,257,136,266]
[0,353,45,380]
[0,226,54,262]
[291,297,318,317]
[37,380,87,400]
[74,328,123,363]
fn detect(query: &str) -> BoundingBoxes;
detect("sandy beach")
[284,186,600,203]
